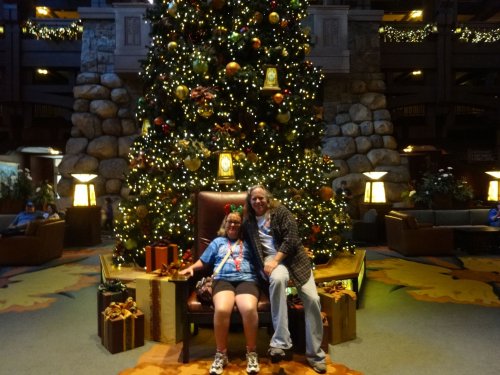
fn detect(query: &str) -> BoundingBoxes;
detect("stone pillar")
[321,9,410,209]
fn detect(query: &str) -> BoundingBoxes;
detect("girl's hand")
[178,267,193,277]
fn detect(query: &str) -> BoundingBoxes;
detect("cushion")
[434,210,469,226]
[25,219,44,236]
[469,209,490,225]
[404,210,435,225]
[362,209,378,223]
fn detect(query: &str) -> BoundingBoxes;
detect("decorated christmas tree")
[113,0,354,266]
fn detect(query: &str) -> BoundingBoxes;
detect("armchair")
[0,219,66,266]
[174,191,272,363]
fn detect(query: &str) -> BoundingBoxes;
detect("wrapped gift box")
[97,282,136,337]
[145,244,178,272]
[135,273,183,343]
[102,311,144,354]
[319,288,356,345]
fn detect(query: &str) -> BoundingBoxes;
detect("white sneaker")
[246,351,260,374]
[209,352,228,375]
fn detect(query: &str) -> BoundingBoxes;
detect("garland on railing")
[379,24,437,43]
[455,26,500,43]
[380,23,500,44]
[21,19,83,41]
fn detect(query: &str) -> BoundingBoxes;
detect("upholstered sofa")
[0,218,66,266]
[385,209,490,256]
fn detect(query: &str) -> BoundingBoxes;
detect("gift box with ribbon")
[101,297,144,354]
[145,242,179,272]
[135,272,183,343]
[319,283,357,345]
[97,280,136,337]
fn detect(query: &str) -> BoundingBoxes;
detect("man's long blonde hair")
[244,185,281,221]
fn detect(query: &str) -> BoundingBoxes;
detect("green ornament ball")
[192,59,209,74]
[124,238,137,251]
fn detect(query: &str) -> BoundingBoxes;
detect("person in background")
[336,180,356,218]
[44,203,60,220]
[179,206,260,375]
[103,197,114,231]
[335,180,353,201]
[0,200,43,237]
[488,201,500,227]
[242,185,326,374]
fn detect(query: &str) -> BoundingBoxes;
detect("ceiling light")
[410,10,423,19]
[36,7,50,17]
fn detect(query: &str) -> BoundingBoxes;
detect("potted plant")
[0,168,35,213]
[413,167,474,209]
[32,179,56,210]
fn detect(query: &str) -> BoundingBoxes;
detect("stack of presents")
[98,243,357,354]
[99,242,185,354]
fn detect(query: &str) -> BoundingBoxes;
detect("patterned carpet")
[120,343,361,374]
[1,243,499,374]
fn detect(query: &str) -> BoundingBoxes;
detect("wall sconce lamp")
[0,25,4,35]
[485,171,500,201]
[363,171,387,203]
[72,174,97,206]
[217,151,236,184]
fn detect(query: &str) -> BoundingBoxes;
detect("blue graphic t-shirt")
[200,237,257,282]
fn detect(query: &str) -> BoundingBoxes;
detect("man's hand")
[264,258,279,276]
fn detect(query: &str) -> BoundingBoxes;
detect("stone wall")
[322,13,409,210]
[56,72,140,207]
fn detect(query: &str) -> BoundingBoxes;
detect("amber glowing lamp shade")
[72,174,98,206]
[485,171,500,201]
[217,152,235,184]
[363,172,387,203]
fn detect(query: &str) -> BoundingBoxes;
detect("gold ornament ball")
[175,85,189,100]
[276,111,291,124]
[183,157,202,171]
[304,43,311,55]
[247,152,259,163]
[136,205,149,219]
[251,37,261,49]
[225,61,241,76]
[235,151,246,160]
[198,102,214,118]
[273,92,284,104]
[258,121,266,129]
[268,12,280,24]
[167,41,177,51]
